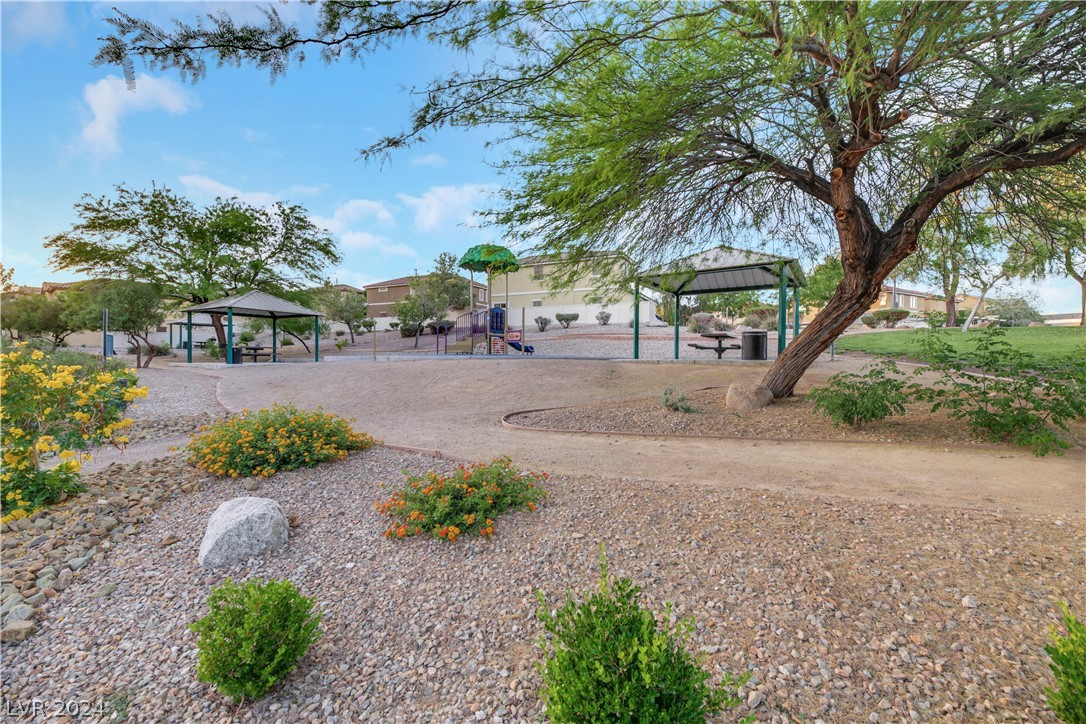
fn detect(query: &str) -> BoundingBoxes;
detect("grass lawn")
[834,326,1086,368]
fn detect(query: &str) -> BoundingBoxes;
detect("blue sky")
[1,1,1080,313]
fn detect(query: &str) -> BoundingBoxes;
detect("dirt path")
[208,357,1084,519]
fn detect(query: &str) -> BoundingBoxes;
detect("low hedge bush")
[595,311,612,325]
[555,313,579,329]
[188,404,378,478]
[376,456,546,541]
[535,316,552,332]
[190,578,321,702]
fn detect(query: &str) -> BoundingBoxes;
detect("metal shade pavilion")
[181,290,324,364]
[636,247,806,359]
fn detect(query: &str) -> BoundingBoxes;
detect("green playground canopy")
[459,244,520,274]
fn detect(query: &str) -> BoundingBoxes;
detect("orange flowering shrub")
[188,404,377,478]
[376,456,546,541]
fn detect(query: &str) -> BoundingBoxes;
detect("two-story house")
[364,275,488,330]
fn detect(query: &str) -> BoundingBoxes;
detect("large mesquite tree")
[96,2,1086,396]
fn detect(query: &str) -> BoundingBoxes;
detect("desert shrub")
[204,340,221,358]
[687,312,714,334]
[280,337,294,346]
[712,318,731,332]
[334,329,346,337]
[238,331,255,344]
[661,386,698,414]
[1,345,145,513]
[861,314,879,328]
[427,319,454,334]
[190,578,322,702]
[808,359,910,429]
[762,316,779,332]
[376,456,546,541]
[535,316,552,332]
[188,404,378,478]
[335,339,348,351]
[595,311,612,325]
[358,318,376,332]
[555,313,579,329]
[537,552,747,723]
[389,322,400,330]
[912,328,1086,456]
[1045,602,1086,724]
[872,308,909,328]
[400,323,422,338]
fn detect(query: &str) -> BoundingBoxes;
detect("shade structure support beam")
[314,316,320,362]
[271,317,277,363]
[673,293,681,360]
[186,313,192,363]
[226,308,234,364]
[778,264,789,355]
[633,281,640,360]
[793,287,801,338]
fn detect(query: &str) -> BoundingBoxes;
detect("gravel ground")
[509,387,1086,449]
[129,368,225,422]
[2,446,1082,722]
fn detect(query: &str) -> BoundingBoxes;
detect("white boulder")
[725,382,774,412]
[198,497,289,567]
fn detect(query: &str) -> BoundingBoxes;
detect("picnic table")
[237,345,272,362]
[688,331,741,359]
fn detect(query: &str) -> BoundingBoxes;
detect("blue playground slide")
[507,340,535,354]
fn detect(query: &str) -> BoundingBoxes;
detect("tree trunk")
[1079,278,1085,327]
[210,314,227,348]
[961,274,1003,332]
[129,334,143,369]
[284,331,310,353]
[347,323,356,344]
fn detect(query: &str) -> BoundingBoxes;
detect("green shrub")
[1045,602,1086,723]
[596,311,612,325]
[335,339,348,351]
[661,386,698,414]
[687,312,714,334]
[872,308,909,328]
[376,456,546,541]
[155,341,171,355]
[537,552,747,723]
[861,314,879,328]
[427,319,454,334]
[358,318,376,332]
[280,336,294,346]
[913,328,1086,456]
[190,578,322,702]
[555,313,579,329]
[187,404,378,478]
[334,329,346,337]
[400,323,422,338]
[535,316,552,332]
[238,331,255,344]
[389,322,401,330]
[808,359,909,429]
[712,318,731,332]
[204,340,221,358]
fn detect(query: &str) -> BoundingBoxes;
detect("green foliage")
[279,336,294,346]
[872,309,910,328]
[426,319,454,334]
[238,331,255,344]
[537,552,747,723]
[334,338,348,351]
[0,290,88,349]
[190,578,322,702]
[187,404,377,478]
[686,313,713,334]
[317,284,368,343]
[1045,603,1086,724]
[535,316,552,332]
[690,291,763,318]
[912,328,1086,456]
[72,280,166,368]
[1,345,144,513]
[803,256,844,311]
[861,314,879,329]
[808,360,910,429]
[833,327,1086,368]
[555,313,579,328]
[399,323,423,338]
[595,311,612,325]
[986,295,1046,327]
[742,306,777,329]
[923,310,969,329]
[389,322,400,330]
[358,318,376,332]
[376,457,546,541]
[661,386,697,414]
[204,340,221,359]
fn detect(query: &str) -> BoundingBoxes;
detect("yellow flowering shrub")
[0,346,146,513]
[187,404,378,478]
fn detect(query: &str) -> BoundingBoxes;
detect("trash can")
[741,330,767,360]
[230,347,244,365]
[103,334,114,357]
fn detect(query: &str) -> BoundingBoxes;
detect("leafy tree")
[45,185,340,348]
[96,3,1086,397]
[803,256,845,312]
[0,290,88,349]
[74,281,166,368]
[985,295,1045,327]
[689,291,763,320]
[317,284,368,344]
[421,252,471,312]
[0,264,15,295]
[390,291,439,349]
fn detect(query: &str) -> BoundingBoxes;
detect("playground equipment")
[445,307,534,355]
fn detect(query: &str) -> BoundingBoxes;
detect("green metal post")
[169,325,173,349]
[314,316,320,361]
[186,313,192,363]
[673,293,680,360]
[793,287,801,338]
[227,308,234,364]
[271,317,277,363]
[633,281,640,360]
[777,264,788,355]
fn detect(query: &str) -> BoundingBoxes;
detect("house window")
[533,265,546,280]
[378,286,388,292]
[380,311,388,317]
[532,300,543,307]
[478,290,486,302]
[909,296,917,309]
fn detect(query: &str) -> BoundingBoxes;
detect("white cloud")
[240,127,270,144]
[2,3,72,50]
[341,231,417,258]
[288,184,325,196]
[179,175,278,206]
[396,184,498,232]
[80,74,199,156]
[313,199,397,234]
[410,153,448,168]
[330,268,379,289]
